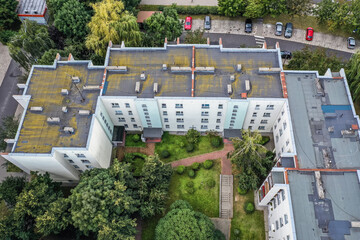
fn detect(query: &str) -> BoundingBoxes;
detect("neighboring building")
[17,0,49,24]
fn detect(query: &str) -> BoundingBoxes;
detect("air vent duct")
[64,127,75,134]
[47,117,60,124]
[30,107,43,112]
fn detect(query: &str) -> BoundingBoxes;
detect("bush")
[191,162,200,170]
[237,187,248,195]
[260,136,270,145]
[211,137,221,148]
[176,165,185,175]
[133,134,140,142]
[186,129,201,144]
[186,187,195,194]
[214,229,226,240]
[188,169,196,178]
[186,144,194,152]
[203,160,214,169]
[170,199,193,210]
[234,228,241,236]
[186,181,194,188]
[244,201,255,214]
[0,30,16,44]
[161,150,170,158]
[206,178,216,188]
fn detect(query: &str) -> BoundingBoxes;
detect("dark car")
[306,27,314,41]
[275,22,283,36]
[245,19,252,33]
[284,23,293,38]
[348,37,356,49]
[204,16,211,30]
[281,51,292,59]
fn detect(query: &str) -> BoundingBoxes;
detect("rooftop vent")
[237,64,242,72]
[61,89,69,95]
[171,67,192,73]
[72,76,80,83]
[24,9,29,14]
[162,64,167,70]
[64,127,75,134]
[135,81,141,93]
[83,85,100,90]
[258,67,282,73]
[195,67,215,73]
[62,107,68,113]
[33,10,38,14]
[79,110,91,115]
[30,107,43,112]
[227,84,232,94]
[230,75,235,81]
[245,80,251,91]
[153,83,158,93]
[140,73,146,80]
[47,117,60,124]
[106,66,127,72]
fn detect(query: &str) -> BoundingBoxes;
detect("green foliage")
[161,150,170,158]
[203,160,214,169]
[244,0,265,18]
[186,186,195,194]
[124,153,147,177]
[186,181,194,188]
[314,0,339,24]
[122,0,141,14]
[38,49,70,65]
[264,0,287,17]
[186,129,201,144]
[139,4,219,15]
[191,162,200,170]
[0,30,16,45]
[133,134,140,142]
[237,186,248,195]
[169,199,193,210]
[238,171,259,191]
[214,229,226,240]
[125,134,146,147]
[176,165,186,175]
[244,201,255,214]
[185,29,207,44]
[259,136,270,145]
[286,47,344,75]
[155,200,217,240]
[206,178,216,188]
[186,143,194,152]
[138,155,172,219]
[286,0,311,16]
[144,5,183,47]
[0,0,21,32]
[188,169,196,178]
[0,116,18,151]
[0,176,26,207]
[346,52,360,101]
[211,137,221,148]
[218,0,247,17]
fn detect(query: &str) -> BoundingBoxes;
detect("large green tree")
[244,0,265,18]
[144,6,183,47]
[86,0,142,56]
[0,0,21,31]
[218,0,247,17]
[0,176,26,208]
[264,0,287,17]
[286,0,311,16]
[346,52,360,101]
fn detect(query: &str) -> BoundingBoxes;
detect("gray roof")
[143,128,163,138]
[224,129,242,139]
[17,0,46,15]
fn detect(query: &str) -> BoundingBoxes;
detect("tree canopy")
[218,0,247,17]
[0,0,21,32]
[0,176,26,208]
[0,116,18,151]
[346,52,360,102]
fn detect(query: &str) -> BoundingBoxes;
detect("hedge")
[188,169,196,178]
[138,5,220,15]
[203,160,214,169]
[244,201,255,214]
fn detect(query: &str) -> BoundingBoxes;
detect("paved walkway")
[0,43,12,87]
[211,218,231,240]
[220,174,233,219]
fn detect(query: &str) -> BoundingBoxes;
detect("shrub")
[188,169,196,178]
[191,162,200,170]
[170,199,193,210]
[186,181,194,188]
[0,30,16,44]
[237,187,248,195]
[244,201,255,214]
[161,150,170,158]
[203,160,214,169]
[211,137,221,148]
[186,187,195,194]
[260,136,270,145]
[186,129,200,144]
[206,178,216,188]
[186,144,194,152]
[179,141,185,148]
[133,134,140,142]
[176,165,185,174]
[234,228,241,236]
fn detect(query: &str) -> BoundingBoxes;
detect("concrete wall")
[96,99,114,139]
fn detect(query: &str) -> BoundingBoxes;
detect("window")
[115,110,123,115]
[86,165,94,169]
[280,217,284,227]
[176,118,184,123]
[230,120,235,123]
[277,194,281,205]
[252,112,257,117]
[278,117,281,123]
[163,111,168,116]
[201,111,209,116]
[142,104,147,108]
[216,125,220,129]
[232,109,237,113]
[145,116,150,119]
[81,160,90,164]
[64,154,69,158]
[276,220,279,230]
[128,111,133,115]
[281,190,285,201]
[74,165,79,169]
[118,117,125,122]
[232,113,236,116]
[201,125,208,129]
[143,108,148,112]
[255,104,260,110]
[231,117,235,120]
[274,124,277,129]
[162,103,166,108]
[146,120,151,123]
[68,159,74,163]
[133,124,138,128]
[263,112,271,117]
[218,104,223,109]
[274,199,277,209]
[260,120,268,124]
[248,126,252,130]
[282,110,285,116]
[279,129,283,136]
[111,103,119,108]
[176,111,184,116]
[201,118,208,123]
[281,147,284,152]
[217,112,222,116]
[266,104,274,110]
[165,125,170,128]
[202,104,210,109]
[230,124,234,127]
[250,119,255,124]
[78,170,83,173]
[276,135,279,143]
[177,125,184,129]
[124,124,128,128]
[234,105,238,109]
[175,104,183,108]
[216,119,221,123]
[287,235,290,240]
[76,154,86,158]
[258,126,265,130]
[286,139,290,146]
[284,214,288,224]
[164,118,169,122]
[125,103,130,108]
[131,118,135,122]
[283,121,287,130]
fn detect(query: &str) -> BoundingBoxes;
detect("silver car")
[204,16,211,30]
[348,37,356,49]
[275,22,283,36]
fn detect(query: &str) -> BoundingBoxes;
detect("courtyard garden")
[125,134,146,147]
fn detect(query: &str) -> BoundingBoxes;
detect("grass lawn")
[7,162,22,172]
[125,134,146,147]
[141,159,221,240]
[155,132,223,163]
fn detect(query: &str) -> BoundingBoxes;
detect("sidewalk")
[191,19,358,53]
[0,43,12,87]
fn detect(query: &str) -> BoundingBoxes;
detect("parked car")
[348,37,356,49]
[281,51,292,59]
[284,23,293,38]
[184,16,192,30]
[306,27,314,41]
[275,22,283,36]
[245,19,252,33]
[204,16,211,30]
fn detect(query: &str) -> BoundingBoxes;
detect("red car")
[184,16,192,30]
[306,27,314,41]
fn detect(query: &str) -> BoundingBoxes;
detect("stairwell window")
[162,103,166,108]
[217,112,222,116]
[216,125,220,129]
[218,104,223,109]
[216,119,221,123]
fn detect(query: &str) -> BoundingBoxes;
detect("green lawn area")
[125,134,146,147]
[231,182,265,240]
[141,159,221,240]
[155,132,223,163]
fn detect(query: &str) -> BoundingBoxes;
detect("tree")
[286,0,311,16]
[54,0,91,41]
[47,0,68,17]
[86,0,142,56]
[185,29,207,44]
[0,116,18,151]
[0,0,21,32]
[244,0,265,19]
[263,0,287,17]
[314,0,339,24]
[218,0,247,17]
[144,6,183,47]
[0,176,26,207]
[346,52,360,101]
[138,155,172,219]
[69,160,138,238]
[38,49,70,65]
[155,200,223,240]
[185,129,201,144]
[286,47,344,75]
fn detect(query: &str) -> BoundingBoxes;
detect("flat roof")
[18,0,46,15]
[285,73,360,169]
[14,62,103,153]
[288,170,360,240]
[105,45,283,98]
